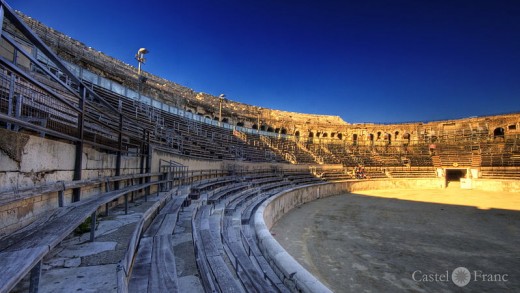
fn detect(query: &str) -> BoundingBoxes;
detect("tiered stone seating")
[479,167,520,179]
[128,171,324,293]
[266,137,317,164]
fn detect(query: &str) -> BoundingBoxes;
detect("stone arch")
[403,133,411,144]
[493,127,505,139]
[295,130,300,137]
[384,133,392,145]
[322,133,328,138]
[281,128,287,135]
[394,131,400,140]
[267,126,274,132]
[337,133,343,140]
[368,133,374,145]
[308,131,314,138]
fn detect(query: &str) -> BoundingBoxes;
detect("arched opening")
[352,134,358,145]
[267,127,274,132]
[281,128,287,135]
[275,128,280,134]
[211,116,217,120]
[322,133,328,138]
[337,133,343,140]
[493,127,505,139]
[377,132,382,140]
[331,132,336,138]
[369,134,374,145]
[295,130,300,137]
[308,132,314,138]
[394,131,399,140]
[222,118,229,123]
[252,124,258,130]
[236,122,244,127]
[403,133,411,145]
[260,125,266,131]
[316,132,321,138]
[186,109,193,113]
[385,133,392,145]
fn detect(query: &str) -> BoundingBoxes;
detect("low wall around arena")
[254,177,519,292]
[471,179,520,193]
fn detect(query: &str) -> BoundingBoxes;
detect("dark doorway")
[446,169,466,182]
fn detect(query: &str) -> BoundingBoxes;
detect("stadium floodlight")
[219,94,226,126]
[135,48,149,75]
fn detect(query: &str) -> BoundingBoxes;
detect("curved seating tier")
[125,171,322,293]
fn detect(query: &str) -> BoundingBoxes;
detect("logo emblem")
[452,267,471,287]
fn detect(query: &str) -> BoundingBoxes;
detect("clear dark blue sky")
[10,0,520,123]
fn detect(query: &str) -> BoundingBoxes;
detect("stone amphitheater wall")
[13,12,520,143]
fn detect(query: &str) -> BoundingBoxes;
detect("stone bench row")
[0,174,168,293]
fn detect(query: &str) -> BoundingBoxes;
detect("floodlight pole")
[257,107,262,133]
[135,48,149,102]
[136,48,148,75]
[218,94,226,126]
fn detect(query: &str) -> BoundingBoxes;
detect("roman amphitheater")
[0,1,518,292]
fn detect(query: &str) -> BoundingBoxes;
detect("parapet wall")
[0,130,143,235]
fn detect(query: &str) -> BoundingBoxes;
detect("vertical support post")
[29,260,41,293]
[58,191,64,208]
[145,131,151,200]
[139,129,146,185]
[124,194,128,215]
[57,180,66,208]
[13,94,22,132]
[105,178,110,216]
[90,212,97,242]
[115,113,123,190]
[146,131,151,175]
[73,85,86,202]
[6,73,15,130]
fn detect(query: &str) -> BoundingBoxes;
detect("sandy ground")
[271,187,520,293]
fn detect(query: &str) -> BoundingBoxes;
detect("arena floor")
[271,186,520,292]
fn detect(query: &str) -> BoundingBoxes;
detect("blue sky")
[9,0,520,123]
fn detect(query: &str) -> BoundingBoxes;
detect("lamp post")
[135,48,149,102]
[257,107,262,133]
[218,94,226,126]
[135,48,149,75]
